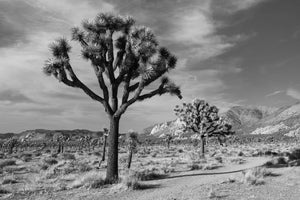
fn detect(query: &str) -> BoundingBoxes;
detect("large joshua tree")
[43,13,182,182]
[174,99,233,158]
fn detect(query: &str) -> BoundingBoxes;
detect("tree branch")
[63,63,114,114]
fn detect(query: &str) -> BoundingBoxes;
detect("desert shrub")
[178,149,184,153]
[121,173,141,190]
[43,158,58,165]
[230,158,246,164]
[93,151,101,156]
[242,167,269,185]
[161,164,175,173]
[288,159,300,167]
[34,152,42,157]
[70,171,106,189]
[2,179,18,184]
[288,149,300,161]
[0,160,16,168]
[189,163,202,170]
[0,188,11,195]
[51,153,58,158]
[202,163,222,170]
[61,153,76,160]
[119,156,127,165]
[40,164,49,170]
[151,152,157,158]
[274,157,287,164]
[264,157,287,168]
[45,149,51,153]
[214,156,223,163]
[131,169,165,181]
[20,154,32,162]
[3,166,26,173]
[20,153,32,157]
[78,163,93,173]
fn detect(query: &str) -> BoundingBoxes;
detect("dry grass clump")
[230,158,246,164]
[189,163,202,170]
[288,148,300,161]
[242,167,271,185]
[2,178,18,185]
[178,149,184,153]
[3,166,26,173]
[43,158,58,165]
[20,153,32,162]
[0,188,11,195]
[129,168,166,181]
[93,151,101,156]
[61,153,76,160]
[40,164,49,170]
[77,162,93,173]
[214,156,223,163]
[69,171,106,189]
[0,160,16,168]
[120,172,141,190]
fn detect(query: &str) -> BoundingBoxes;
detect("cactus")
[174,99,234,157]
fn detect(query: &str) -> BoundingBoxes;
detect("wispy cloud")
[286,88,300,100]
[266,90,283,97]
[0,89,34,104]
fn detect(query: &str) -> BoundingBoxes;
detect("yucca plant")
[174,99,233,158]
[126,131,139,169]
[43,13,182,182]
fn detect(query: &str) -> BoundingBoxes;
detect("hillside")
[0,129,104,140]
[144,102,300,138]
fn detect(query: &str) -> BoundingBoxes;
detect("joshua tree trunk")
[8,147,13,154]
[106,116,120,183]
[200,135,205,158]
[57,143,62,154]
[127,149,133,169]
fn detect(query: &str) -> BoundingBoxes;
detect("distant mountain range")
[0,129,104,140]
[2,102,300,141]
[144,102,300,138]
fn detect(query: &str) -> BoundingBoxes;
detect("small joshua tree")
[164,133,173,149]
[126,131,139,169]
[43,13,181,182]
[100,128,109,166]
[174,99,233,158]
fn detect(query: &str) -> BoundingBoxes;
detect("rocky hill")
[0,129,104,140]
[144,102,300,138]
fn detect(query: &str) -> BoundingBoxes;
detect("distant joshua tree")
[126,131,139,169]
[164,133,173,149]
[43,13,182,182]
[174,99,233,158]
[100,128,109,167]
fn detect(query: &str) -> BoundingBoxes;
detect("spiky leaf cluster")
[44,13,181,117]
[174,99,233,138]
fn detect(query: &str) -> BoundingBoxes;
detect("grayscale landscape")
[0,0,300,200]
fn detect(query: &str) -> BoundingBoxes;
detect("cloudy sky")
[0,0,300,133]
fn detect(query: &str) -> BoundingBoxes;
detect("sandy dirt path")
[5,157,271,200]
[100,157,270,200]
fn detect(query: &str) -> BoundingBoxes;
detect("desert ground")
[1,141,300,200]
